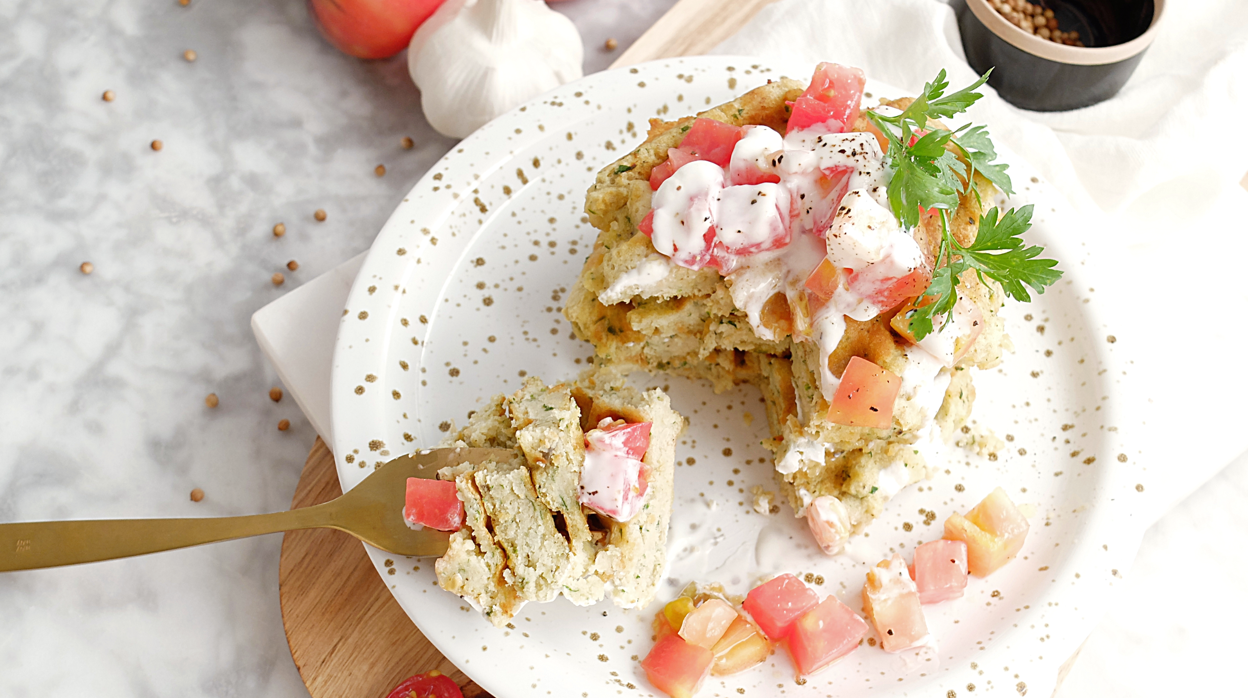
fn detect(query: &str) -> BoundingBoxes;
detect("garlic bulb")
[408,0,584,139]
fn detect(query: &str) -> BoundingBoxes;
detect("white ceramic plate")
[331,56,1145,698]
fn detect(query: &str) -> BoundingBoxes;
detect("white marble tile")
[0,0,676,694]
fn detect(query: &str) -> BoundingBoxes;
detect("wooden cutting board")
[276,5,780,697]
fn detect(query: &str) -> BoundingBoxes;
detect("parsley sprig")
[864,69,1062,340]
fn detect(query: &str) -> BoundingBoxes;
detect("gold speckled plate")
[330,56,1144,698]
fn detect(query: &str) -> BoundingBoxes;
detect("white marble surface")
[3,1,1247,697]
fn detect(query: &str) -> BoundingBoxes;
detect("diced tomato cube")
[638,209,655,237]
[679,118,744,168]
[845,264,932,313]
[742,573,820,640]
[650,147,698,190]
[827,356,901,430]
[586,420,652,460]
[713,182,791,256]
[788,595,869,677]
[913,539,969,604]
[862,554,929,653]
[787,63,866,134]
[710,616,770,676]
[403,478,464,532]
[803,257,841,301]
[943,487,1030,577]
[788,95,843,133]
[640,635,714,698]
[678,598,738,649]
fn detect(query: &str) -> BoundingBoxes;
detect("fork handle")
[0,503,337,572]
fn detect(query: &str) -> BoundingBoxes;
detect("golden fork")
[0,447,509,572]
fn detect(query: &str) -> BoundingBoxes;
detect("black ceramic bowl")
[953,0,1164,111]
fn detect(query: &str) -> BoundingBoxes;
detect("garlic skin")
[408,0,584,139]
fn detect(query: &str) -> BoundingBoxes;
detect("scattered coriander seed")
[375,164,386,177]
[151,139,163,151]
[401,136,414,149]
[79,261,94,275]
[183,49,197,62]
[286,259,299,271]
[205,393,219,408]
[269,387,283,402]
[102,90,115,102]
[605,37,618,51]
[277,418,291,431]
[190,487,205,502]
[314,209,327,222]
[272,222,286,237]
[271,272,285,286]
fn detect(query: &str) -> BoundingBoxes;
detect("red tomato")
[308,0,445,60]
[679,118,744,168]
[586,421,652,460]
[637,209,655,237]
[787,63,866,134]
[649,148,697,190]
[640,634,714,698]
[787,595,869,677]
[742,573,820,640]
[404,478,464,532]
[913,539,969,604]
[826,356,901,430]
[845,264,932,312]
[803,257,841,301]
[386,671,463,698]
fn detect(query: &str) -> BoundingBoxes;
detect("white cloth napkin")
[712,0,1248,521]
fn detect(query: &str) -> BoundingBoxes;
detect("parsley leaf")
[864,69,1061,340]
[925,70,991,121]
[954,125,1012,195]
[615,164,635,174]
[958,205,1062,302]
[909,206,1063,340]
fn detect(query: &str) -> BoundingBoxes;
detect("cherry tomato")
[385,671,463,698]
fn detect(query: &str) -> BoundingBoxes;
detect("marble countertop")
[0,0,1243,695]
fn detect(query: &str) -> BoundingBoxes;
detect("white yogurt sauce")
[599,254,673,305]
[714,182,791,256]
[578,447,646,522]
[776,435,827,475]
[900,345,953,466]
[873,459,913,500]
[727,125,784,184]
[810,307,847,401]
[650,160,724,267]
[912,296,981,367]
